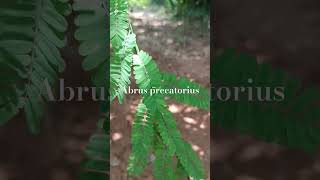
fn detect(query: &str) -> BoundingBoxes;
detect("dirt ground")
[110,8,210,180]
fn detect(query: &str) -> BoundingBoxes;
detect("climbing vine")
[110,0,209,179]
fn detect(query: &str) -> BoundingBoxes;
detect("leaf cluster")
[110,0,209,179]
[0,0,70,133]
[212,49,320,153]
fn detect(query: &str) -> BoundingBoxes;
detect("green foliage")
[127,94,206,179]
[0,0,208,179]
[110,0,137,103]
[110,0,130,48]
[0,0,69,134]
[78,101,109,180]
[128,0,151,8]
[73,1,109,179]
[73,0,108,88]
[153,143,176,180]
[110,33,136,103]
[132,51,162,90]
[79,129,109,180]
[167,0,209,18]
[162,72,209,110]
[212,49,320,153]
[0,0,110,178]
[110,0,208,179]
[127,102,154,175]
[150,95,205,179]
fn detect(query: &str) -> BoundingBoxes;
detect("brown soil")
[110,8,210,180]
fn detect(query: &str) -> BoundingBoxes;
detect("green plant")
[128,0,150,7]
[110,0,208,179]
[212,49,320,153]
[73,0,109,179]
[0,0,70,133]
[0,0,109,179]
[167,0,209,18]
[79,103,109,180]
[0,0,208,179]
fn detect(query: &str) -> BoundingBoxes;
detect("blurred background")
[0,0,211,179]
[110,0,210,179]
[212,0,320,179]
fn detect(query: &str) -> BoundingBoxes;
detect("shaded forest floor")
[213,127,320,180]
[110,7,210,180]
